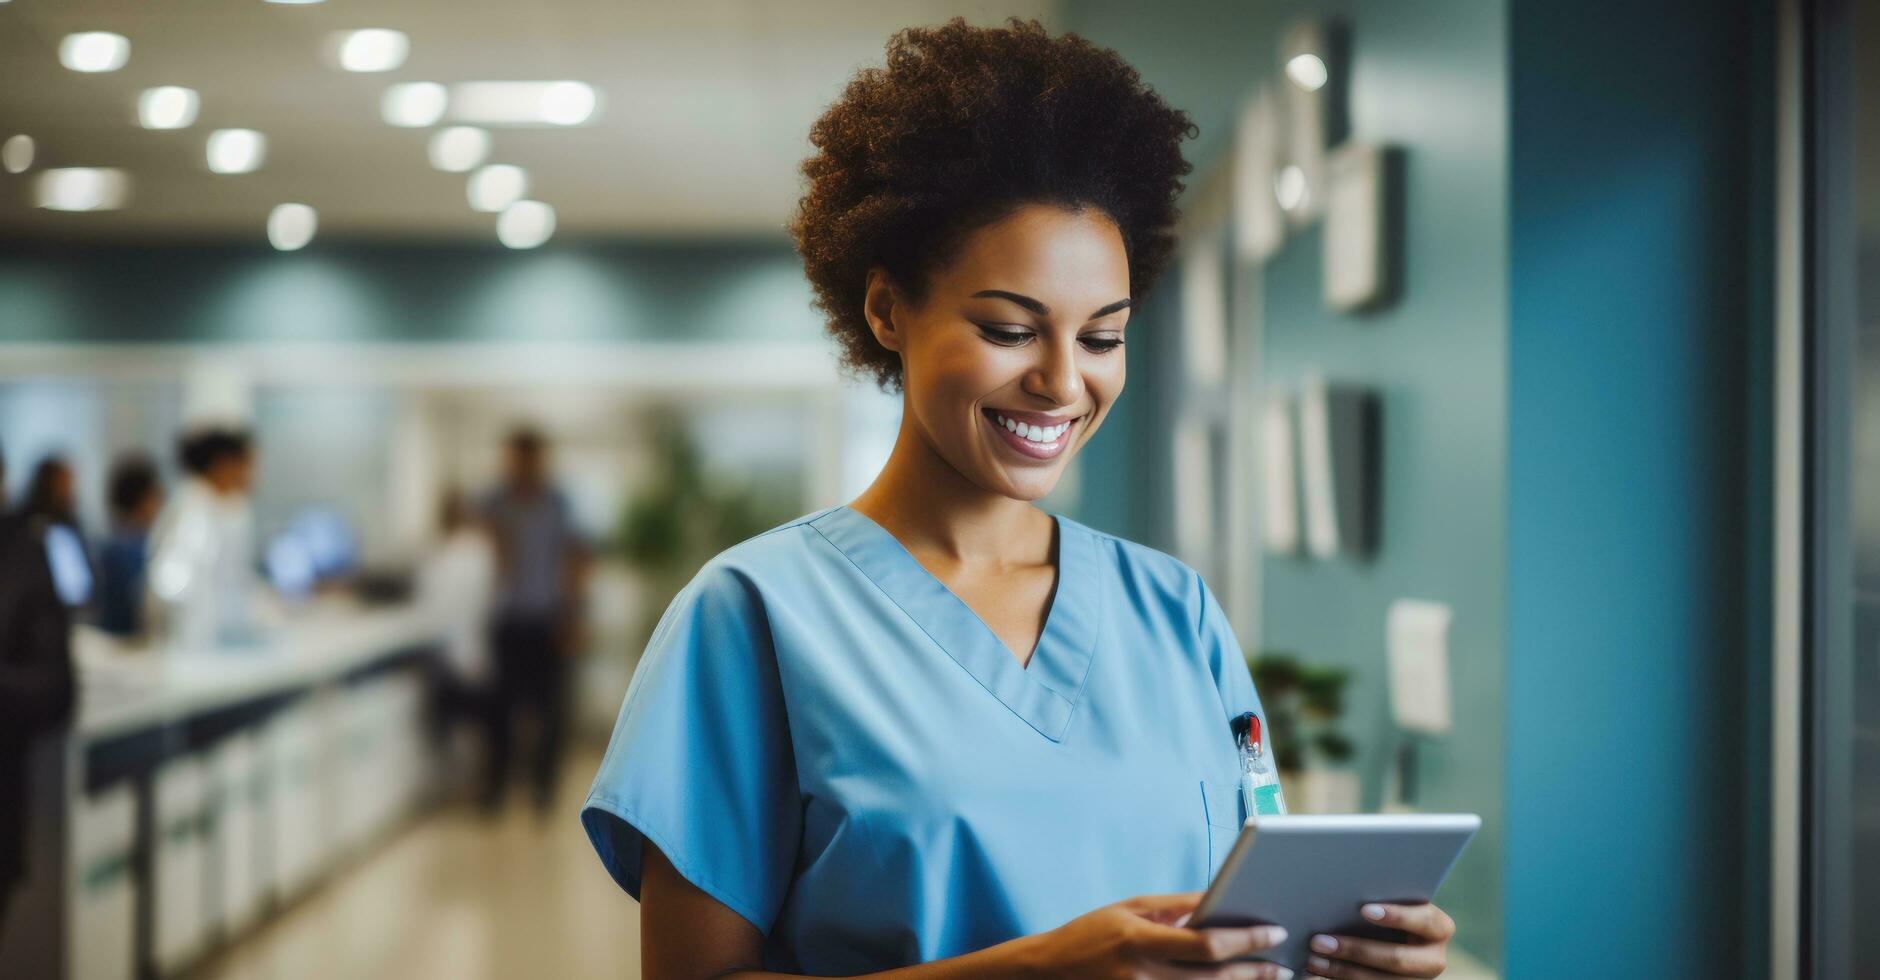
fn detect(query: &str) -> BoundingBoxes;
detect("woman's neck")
[848,411,1053,570]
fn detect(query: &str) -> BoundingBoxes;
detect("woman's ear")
[862,268,904,354]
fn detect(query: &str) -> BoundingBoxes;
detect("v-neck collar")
[808,504,1101,742]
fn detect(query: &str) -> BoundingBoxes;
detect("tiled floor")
[192,750,640,980]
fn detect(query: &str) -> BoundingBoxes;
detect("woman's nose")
[1022,337,1084,407]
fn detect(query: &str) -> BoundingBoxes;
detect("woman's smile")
[982,407,1080,461]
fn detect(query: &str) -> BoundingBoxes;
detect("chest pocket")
[1200,778,1245,878]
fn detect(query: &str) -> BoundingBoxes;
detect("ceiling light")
[381,82,447,127]
[334,29,408,73]
[2,135,33,174]
[497,201,555,249]
[1286,53,1329,92]
[207,129,266,174]
[34,168,131,211]
[265,0,325,4]
[138,86,200,130]
[268,203,317,251]
[1274,164,1309,212]
[541,82,597,126]
[59,32,131,73]
[466,164,527,212]
[428,126,489,172]
[450,81,598,126]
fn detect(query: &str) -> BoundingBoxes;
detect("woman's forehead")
[940,205,1130,302]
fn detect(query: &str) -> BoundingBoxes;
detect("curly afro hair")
[789,17,1197,391]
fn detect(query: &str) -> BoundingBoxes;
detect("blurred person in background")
[416,489,496,791]
[147,427,260,650]
[0,446,76,928]
[582,20,1453,980]
[16,456,93,611]
[94,453,163,639]
[481,427,589,816]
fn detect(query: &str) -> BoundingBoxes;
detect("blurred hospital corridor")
[190,749,639,980]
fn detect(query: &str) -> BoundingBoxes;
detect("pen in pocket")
[1230,711,1287,820]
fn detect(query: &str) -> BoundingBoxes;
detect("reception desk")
[1,605,442,980]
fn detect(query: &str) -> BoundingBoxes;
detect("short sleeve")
[1193,571,1264,723]
[579,560,801,934]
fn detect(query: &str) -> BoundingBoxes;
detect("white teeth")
[993,412,1073,445]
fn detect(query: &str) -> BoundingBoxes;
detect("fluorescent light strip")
[35,168,131,211]
[450,81,596,126]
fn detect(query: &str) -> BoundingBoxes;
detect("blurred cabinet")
[152,759,210,975]
[209,734,264,935]
[68,786,136,980]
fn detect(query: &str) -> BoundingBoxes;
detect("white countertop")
[75,602,441,742]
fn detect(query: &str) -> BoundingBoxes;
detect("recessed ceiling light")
[59,32,131,73]
[34,168,131,211]
[497,200,555,249]
[268,203,318,251]
[450,81,598,126]
[207,129,266,174]
[467,164,527,212]
[139,87,200,130]
[381,82,448,127]
[1286,53,1329,92]
[2,135,33,174]
[333,29,408,73]
[265,0,326,4]
[428,126,489,172]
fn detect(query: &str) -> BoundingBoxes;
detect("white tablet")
[1190,813,1481,971]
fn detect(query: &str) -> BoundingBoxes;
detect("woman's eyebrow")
[970,290,1132,321]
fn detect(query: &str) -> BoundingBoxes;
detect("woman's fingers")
[1124,892,1207,924]
[1358,902,1456,943]
[1130,921,1290,963]
[1306,931,1444,978]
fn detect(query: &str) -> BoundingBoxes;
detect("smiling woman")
[580,17,1454,980]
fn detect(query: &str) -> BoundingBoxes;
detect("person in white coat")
[146,428,260,652]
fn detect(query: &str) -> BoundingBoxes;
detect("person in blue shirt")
[95,453,163,638]
[482,427,591,816]
[583,19,1456,980]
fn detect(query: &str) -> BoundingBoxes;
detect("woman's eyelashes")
[973,323,1125,353]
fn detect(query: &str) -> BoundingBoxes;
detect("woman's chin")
[987,464,1067,503]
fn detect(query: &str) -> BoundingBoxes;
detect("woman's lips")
[983,408,1078,461]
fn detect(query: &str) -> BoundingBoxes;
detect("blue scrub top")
[581,504,1266,975]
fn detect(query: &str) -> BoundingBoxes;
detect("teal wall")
[1069,0,1511,964]
[1505,1,1768,976]
[1076,0,1773,974]
[0,240,822,344]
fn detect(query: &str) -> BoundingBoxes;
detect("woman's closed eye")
[975,323,1125,353]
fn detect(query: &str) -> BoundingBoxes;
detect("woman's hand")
[1012,892,1295,980]
[1301,902,1455,979]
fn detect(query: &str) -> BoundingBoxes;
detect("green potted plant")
[614,412,801,643]
[1249,651,1359,813]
